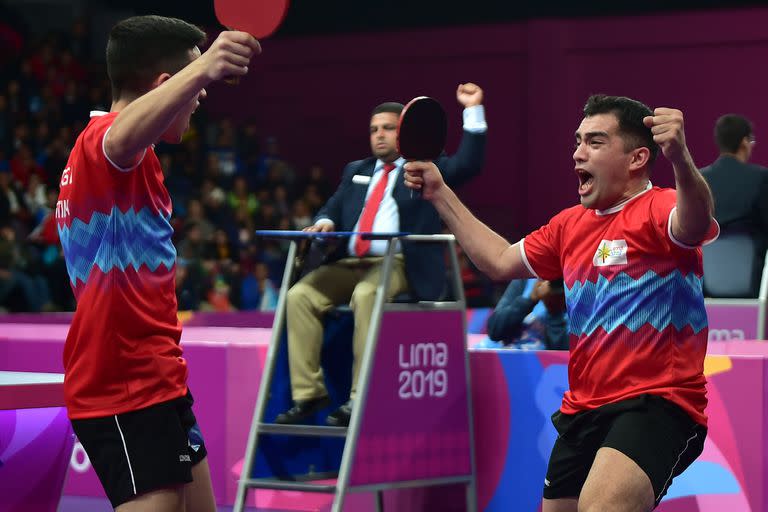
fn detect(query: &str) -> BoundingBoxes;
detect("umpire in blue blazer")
[276,83,487,426]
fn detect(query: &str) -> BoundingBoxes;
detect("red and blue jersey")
[522,184,718,426]
[56,111,187,419]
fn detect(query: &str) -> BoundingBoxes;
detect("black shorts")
[71,391,208,508]
[543,394,706,508]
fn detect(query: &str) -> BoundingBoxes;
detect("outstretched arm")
[404,160,534,281]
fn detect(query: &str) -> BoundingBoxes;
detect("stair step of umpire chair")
[240,478,337,493]
[258,423,348,437]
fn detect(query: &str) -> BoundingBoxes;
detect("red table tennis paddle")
[214,0,290,83]
[397,96,448,197]
[214,0,290,39]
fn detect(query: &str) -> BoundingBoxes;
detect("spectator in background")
[254,135,281,182]
[0,225,49,312]
[176,258,204,311]
[23,172,47,223]
[183,198,214,241]
[485,278,568,350]
[10,143,44,187]
[701,114,768,296]
[178,222,207,261]
[291,198,313,230]
[0,169,21,227]
[302,182,325,212]
[228,175,259,217]
[240,261,278,311]
[273,184,290,218]
[206,228,236,262]
[303,164,331,201]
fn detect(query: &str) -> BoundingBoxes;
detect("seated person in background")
[486,278,568,350]
[275,83,487,427]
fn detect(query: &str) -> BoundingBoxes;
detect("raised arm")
[644,108,714,245]
[404,160,534,281]
[438,83,487,187]
[106,31,260,167]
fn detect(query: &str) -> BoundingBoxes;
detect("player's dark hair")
[714,114,753,153]
[107,15,206,101]
[583,94,659,166]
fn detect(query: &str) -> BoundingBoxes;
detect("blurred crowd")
[0,12,496,314]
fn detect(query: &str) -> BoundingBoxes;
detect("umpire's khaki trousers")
[286,255,408,402]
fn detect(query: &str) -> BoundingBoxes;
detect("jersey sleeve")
[91,114,147,172]
[649,188,719,250]
[521,210,567,280]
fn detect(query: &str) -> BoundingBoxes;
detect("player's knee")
[578,495,652,512]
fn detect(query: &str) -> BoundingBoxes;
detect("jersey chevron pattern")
[56,112,187,419]
[523,185,718,426]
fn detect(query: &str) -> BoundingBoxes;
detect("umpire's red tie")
[354,162,396,257]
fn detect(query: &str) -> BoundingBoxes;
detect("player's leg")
[115,488,185,512]
[541,410,599,512]
[542,498,578,512]
[179,394,216,512]
[579,395,706,512]
[184,457,216,512]
[578,447,653,512]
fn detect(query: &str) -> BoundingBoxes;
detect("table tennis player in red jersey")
[404,95,719,512]
[55,16,259,511]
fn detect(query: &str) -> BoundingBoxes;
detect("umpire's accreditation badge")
[593,239,628,266]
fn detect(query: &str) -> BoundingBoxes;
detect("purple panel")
[706,304,760,341]
[184,344,229,505]
[0,313,72,324]
[0,407,73,512]
[182,311,275,328]
[351,310,471,486]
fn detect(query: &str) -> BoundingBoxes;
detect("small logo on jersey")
[593,239,628,266]
[179,454,191,462]
[544,478,550,487]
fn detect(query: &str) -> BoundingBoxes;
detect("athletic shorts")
[542,393,706,508]
[71,391,208,508]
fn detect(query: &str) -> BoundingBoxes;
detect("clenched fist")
[643,108,688,165]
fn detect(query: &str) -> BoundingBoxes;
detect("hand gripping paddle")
[397,96,447,198]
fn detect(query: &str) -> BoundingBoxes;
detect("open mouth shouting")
[576,169,594,196]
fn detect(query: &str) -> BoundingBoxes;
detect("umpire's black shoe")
[275,396,330,424]
[326,400,352,427]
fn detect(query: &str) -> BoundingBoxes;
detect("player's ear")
[151,72,173,89]
[629,146,650,171]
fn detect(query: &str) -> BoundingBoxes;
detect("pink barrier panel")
[351,310,471,486]
[0,372,73,512]
[2,320,768,510]
[705,303,763,341]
